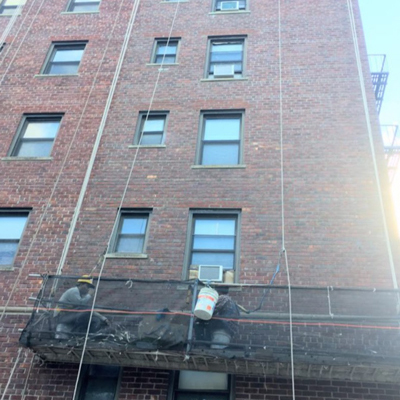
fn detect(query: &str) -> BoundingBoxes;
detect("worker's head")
[77,275,95,294]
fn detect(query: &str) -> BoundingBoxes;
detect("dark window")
[153,39,179,64]
[0,0,25,15]
[67,0,100,12]
[187,211,239,278]
[0,211,28,266]
[10,115,62,157]
[113,210,150,254]
[214,0,246,11]
[78,365,121,400]
[134,112,168,145]
[198,112,243,165]
[172,371,231,400]
[43,42,86,75]
[207,38,244,79]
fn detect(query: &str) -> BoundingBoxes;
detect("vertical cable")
[346,0,398,290]
[278,1,295,398]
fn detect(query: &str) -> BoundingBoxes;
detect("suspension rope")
[278,1,295,398]
[346,0,398,290]
[0,0,130,321]
[0,348,23,400]
[0,0,46,87]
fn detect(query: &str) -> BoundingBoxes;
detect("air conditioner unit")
[220,1,239,11]
[198,265,224,282]
[213,64,235,78]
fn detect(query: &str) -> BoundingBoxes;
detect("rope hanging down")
[71,0,182,398]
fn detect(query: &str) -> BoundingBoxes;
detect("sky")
[359,0,400,233]
[359,0,400,126]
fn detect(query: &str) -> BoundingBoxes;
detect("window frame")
[41,41,87,75]
[168,371,234,400]
[110,209,152,256]
[205,36,246,79]
[76,365,122,400]
[196,110,244,166]
[66,0,101,12]
[0,210,29,268]
[0,0,25,15]
[151,38,180,65]
[134,111,169,146]
[183,210,241,282]
[8,114,63,158]
[213,0,247,12]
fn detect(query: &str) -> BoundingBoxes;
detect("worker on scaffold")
[54,275,110,338]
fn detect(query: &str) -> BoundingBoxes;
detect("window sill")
[60,11,100,15]
[160,0,189,3]
[106,253,148,259]
[146,63,179,67]
[35,74,79,77]
[128,144,166,149]
[201,77,248,82]
[0,266,14,271]
[209,10,250,15]
[2,156,53,161]
[0,13,21,17]
[191,164,246,169]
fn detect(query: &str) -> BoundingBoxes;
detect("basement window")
[78,365,121,400]
[171,371,233,400]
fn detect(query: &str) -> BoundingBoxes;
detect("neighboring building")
[0,1,400,399]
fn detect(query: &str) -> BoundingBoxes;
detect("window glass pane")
[120,217,147,234]
[140,133,163,145]
[179,371,228,390]
[157,43,177,55]
[0,242,18,265]
[75,0,99,3]
[48,63,80,75]
[192,252,234,269]
[72,4,99,12]
[195,219,235,235]
[202,143,239,165]
[212,43,242,53]
[204,118,240,140]
[17,141,53,157]
[210,51,242,63]
[5,0,24,5]
[24,121,59,139]
[143,118,164,132]
[155,55,176,64]
[0,216,27,239]
[193,236,235,250]
[53,49,84,62]
[116,237,144,253]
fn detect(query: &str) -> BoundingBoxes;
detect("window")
[112,210,150,254]
[214,0,246,11]
[207,37,245,79]
[134,112,168,145]
[152,39,179,64]
[171,371,232,400]
[0,0,25,15]
[43,42,87,75]
[186,211,240,279]
[0,211,28,266]
[67,0,100,12]
[78,365,121,400]
[197,111,243,165]
[10,115,62,157]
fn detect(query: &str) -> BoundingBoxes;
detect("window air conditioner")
[198,265,224,282]
[220,1,240,11]
[213,64,235,78]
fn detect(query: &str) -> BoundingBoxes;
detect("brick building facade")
[0,0,399,399]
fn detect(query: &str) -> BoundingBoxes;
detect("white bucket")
[194,287,219,320]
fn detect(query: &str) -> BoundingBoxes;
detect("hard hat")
[77,275,95,288]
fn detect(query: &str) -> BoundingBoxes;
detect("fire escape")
[369,54,400,183]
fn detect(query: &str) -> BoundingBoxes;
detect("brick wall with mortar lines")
[0,0,400,399]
